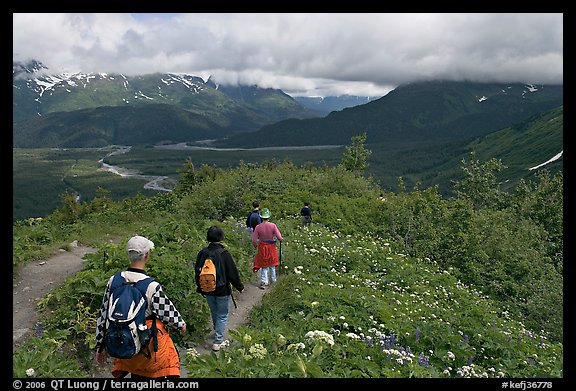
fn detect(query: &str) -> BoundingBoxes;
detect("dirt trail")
[12,241,98,351]
[12,240,268,378]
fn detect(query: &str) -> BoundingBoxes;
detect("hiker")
[252,208,283,289]
[195,225,244,352]
[300,201,312,226]
[94,235,187,378]
[245,200,262,230]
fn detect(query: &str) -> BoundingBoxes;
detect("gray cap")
[126,235,155,255]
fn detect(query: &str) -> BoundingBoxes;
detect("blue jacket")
[246,210,262,229]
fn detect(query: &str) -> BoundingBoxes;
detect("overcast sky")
[12,13,563,97]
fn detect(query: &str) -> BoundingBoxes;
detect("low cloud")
[13,13,563,97]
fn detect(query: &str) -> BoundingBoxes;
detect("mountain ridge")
[215,80,563,148]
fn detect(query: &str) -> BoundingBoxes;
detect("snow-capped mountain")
[12,60,317,129]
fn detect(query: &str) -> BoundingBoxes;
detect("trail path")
[12,241,98,351]
[12,240,268,378]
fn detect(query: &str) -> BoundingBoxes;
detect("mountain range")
[13,60,563,155]
[13,60,379,147]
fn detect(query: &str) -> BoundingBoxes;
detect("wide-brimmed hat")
[259,208,271,219]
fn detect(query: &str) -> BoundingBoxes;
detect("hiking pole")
[229,283,237,309]
[279,241,282,276]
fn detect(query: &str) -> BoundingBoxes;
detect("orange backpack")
[196,247,226,294]
[199,257,217,293]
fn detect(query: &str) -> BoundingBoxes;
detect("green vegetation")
[13,139,562,378]
[14,104,562,221]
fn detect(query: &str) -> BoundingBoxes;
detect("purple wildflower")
[418,352,429,367]
[35,322,43,338]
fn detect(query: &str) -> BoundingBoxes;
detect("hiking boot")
[259,283,266,290]
[212,340,229,351]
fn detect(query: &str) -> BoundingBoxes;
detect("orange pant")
[112,318,180,378]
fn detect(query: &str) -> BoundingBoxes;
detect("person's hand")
[95,349,108,367]
[252,267,259,273]
[179,323,187,336]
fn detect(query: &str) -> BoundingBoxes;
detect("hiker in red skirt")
[251,208,283,289]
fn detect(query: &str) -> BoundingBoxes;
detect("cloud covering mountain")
[13,13,563,97]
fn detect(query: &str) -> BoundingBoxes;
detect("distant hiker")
[75,194,81,204]
[300,201,312,226]
[195,225,244,352]
[95,236,187,378]
[246,200,262,230]
[252,208,283,289]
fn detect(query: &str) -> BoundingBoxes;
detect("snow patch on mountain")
[528,150,563,171]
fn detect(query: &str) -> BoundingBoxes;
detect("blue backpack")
[103,272,157,359]
[246,211,261,229]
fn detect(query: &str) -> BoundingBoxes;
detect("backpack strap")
[208,247,227,283]
[109,271,124,292]
[135,277,156,356]
[133,276,154,297]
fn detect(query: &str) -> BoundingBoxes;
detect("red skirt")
[253,242,279,269]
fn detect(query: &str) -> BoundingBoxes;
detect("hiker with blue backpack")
[94,235,187,378]
[245,200,262,230]
[252,208,283,289]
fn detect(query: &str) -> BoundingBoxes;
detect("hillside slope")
[216,80,563,148]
